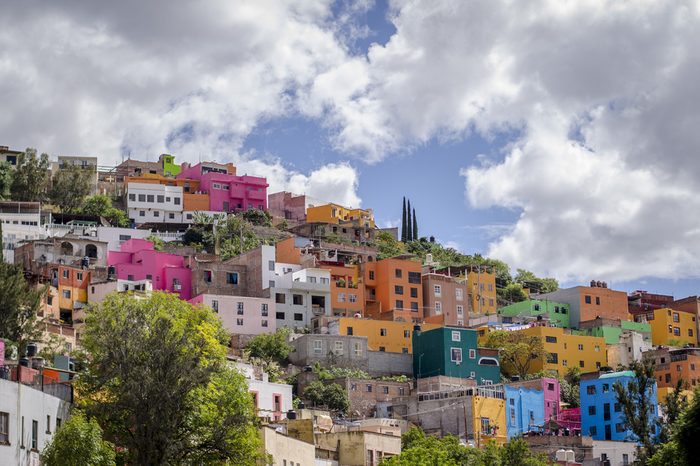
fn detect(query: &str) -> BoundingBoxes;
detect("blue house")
[505,385,545,439]
[580,371,658,441]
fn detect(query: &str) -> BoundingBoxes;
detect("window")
[294,313,303,321]
[139,210,145,217]
[174,197,181,205]
[379,346,386,352]
[585,295,591,304]
[293,294,303,305]
[369,271,375,280]
[623,454,629,465]
[578,344,584,351]
[602,383,609,393]
[62,289,71,299]
[0,412,8,444]
[395,268,402,278]
[451,348,462,363]
[46,415,51,434]
[588,406,596,415]
[354,342,362,356]
[211,300,219,312]
[435,302,442,314]
[146,194,154,203]
[226,272,239,284]
[154,210,161,218]
[394,285,404,295]
[237,302,244,314]
[587,385,597,395]
[31,419,38,450]
[595,296,600,305]
[457,305,464,315]
[469,349,476,359]
[408,271,421,284]
[313,340,322,354]
[480,417,491,435]
[62,269,70,279]
[128,193,136,201]
[350,383,357,391]
[547,353,558,364]
[545,336,557,343]
[510,408,516,424]
[614,402,621,413]
[547,383,555,391]
[347,327,354,335]
[452,331,461,342]
[411,302,419,311]
[138,194,146,202]
[380,328,387,336]
[236,318,243,326]
[76,272,83,281]
[434,285,442,296]
[615,423,625,433]
[674,327,681,336]
[396,300,404,309]
[157,195,164,203]
[673,312,680,322]
[262,320,268,327]
[595,345,601,352]
[261,303,268,316]
[456,289,463,300]
[382,386,389,394]
[203,270,212,283]
[276,293,286,304]
[399,387,405,396]
[338,292,346,303]
[402,347,409,353]
[589,426,597,436]
[276,312,285,320]
[349,294,357,303]
[334,341,344,355]
[367,384,373,393]
[690,329,694,337]
[579,360,585,368]
[404,330,410,338]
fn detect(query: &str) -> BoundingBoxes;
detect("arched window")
[60,242,74,256]
[85,244,98,259]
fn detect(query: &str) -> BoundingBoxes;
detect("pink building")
[108,239,192,300]
[267,191,307,222]
[190,294,276,336]
[557,408,581,432]
[540,377,561,423]
[178,162,268,212]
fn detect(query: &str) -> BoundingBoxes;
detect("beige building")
[259,427,315,466]
[422,272,469,326]
[315,431,401,466]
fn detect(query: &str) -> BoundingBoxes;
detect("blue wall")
[505,385,545,439]
[580,372,658,442]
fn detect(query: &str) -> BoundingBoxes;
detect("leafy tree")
[41,411,116,466]
[199,213,272,259]
[374,231,406,259]
[514,269,559,294]
[502,282,528,303]
[648,386,700,466]
[303,381,349,413]
[0,262,45,355]
[245,327,293,365]
[614,358,660,464]
[659,379,690,442]
[81,195,129,227]
[483,330,547,379]
[78,292,262,465]
[10,148,51,202]
[560,367,581,408]
[241,208,272,227]
[146,234,165,251]
[0,161,12,199]
[50,164,91,213]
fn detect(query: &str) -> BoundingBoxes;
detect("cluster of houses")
[1,147,699,465]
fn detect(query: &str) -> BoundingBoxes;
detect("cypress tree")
[401,197,407,242]
[406,199,413,242]
[412,208,418,241]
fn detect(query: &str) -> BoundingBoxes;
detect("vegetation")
[613,358,660,464]
[0,261,44,355]
[374,230,406,259]
[81,195,129,227]
[0,161,12,199]
[401,197,419,242]
[659,379,690,443]
[314,363,371,380]
[513,269,559,294]
[78,292,262,465]
[241,207,272,227]
[50,164,92,213]
[381,427,549,466]
[501,282,529,303]
[303,380,350,413]
[648,386,700,466]
[482,330,547,379]
[184,212,275,259]
[560,367,581,408]
[245,327,293,365]
[10,148,50,202]
[41,411,116,466]
[146,234,165,251]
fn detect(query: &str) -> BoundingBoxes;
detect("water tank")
[108,265,116,278]
[26,342,38,357]
[19,357,30,367]
[287,410,297,420]
[298,401,305,409]
[565,450,575,462]
[82,256,90,268]
[596,281,603,288]
[590,280,596,287]
[602,281,608,288]
[303,365,313,372]
[555,450,567,461]
[31,357,45,370]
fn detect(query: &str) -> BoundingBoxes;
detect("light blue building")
[505,385,545,439]
[580,371,658,441]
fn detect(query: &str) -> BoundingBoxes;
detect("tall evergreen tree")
[412,208,418,240]
[406,199,413,241]
[401,197,407,242]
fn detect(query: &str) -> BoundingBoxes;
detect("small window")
[0,412,9,444]
[380,328,387,336]
[46,415,51,434]
[578,344,584,351]
[394,285,404,295]
[211,300,219,312]
[276,312,285,320]
[410,302,419,311]
[129,193,136,201]
[615,423,625,433]
[585,295,591,304]
[31,419,38,450]
[379,346,386,352]
[602,383,609,393]
[153,211,160,217]
[408,272,421,284]
[226,272,238,284]
[396,300,404,309]
[369,271,375,280]
[595,296,601,305]
[334,341,344,355]
[157,195,164,203]
[545,336,557,343]
[382,386,389,394]
[434,285,441,296]
[395,269,402,278]
[579,360,585,368]
[469,349,476,359]
[237,302,244,314]
[293,294,303,305]
[367,384,373,393]
[410,287,418,298]
[452,331,461,342]
[451,348,462,363]
[236,318,243,326]
[614,402,621,413]
[404,330,410,338]
[174,197,181,205]
[294,313,303,321]
[138,194,146,202]
[276,293,286,304]
[587,385,596,395]
[589,426,597,436]
[588,406,596,415]
[313,340,322,354]
[146,194,154,203]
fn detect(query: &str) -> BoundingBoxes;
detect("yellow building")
[332,317,439,354]
[467,270,497,315]
[644,308,698,347]
[657,386,695,405]
[307,203,375,228]
[472,395,507,446]
[516,326,607,376]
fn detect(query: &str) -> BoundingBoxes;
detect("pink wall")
[177,163,268,212]
[108,239,192,300]
[541,377,561,423]
[190,294,276,335]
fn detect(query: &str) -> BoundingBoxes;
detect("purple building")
[178,162,268,212]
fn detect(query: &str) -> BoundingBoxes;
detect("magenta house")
[540,377,561,424]
[178,162,269,212]
[107,239,192,300]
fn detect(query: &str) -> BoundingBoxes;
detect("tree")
[10,148,50,202]
[78,292,262,465]
[406,199,413,242]
[0,262,45,355]
[0,161,12,200]
[41,411,116,466]
[560,367,581,408]
[412,207,418,241]
[374,231,406,259]
[483,330,548,379]
[241,208,272,227]
[81,195,129,227]
[614,359,660,464]
[659,378,690,442]
[401,197,407,242]
[514,269,559,294]
[146,234,165,251]
[245,327,293,365]
[502,283,528,303]
[50,164,91,213]
[649,386,700,466]
[303,381,349,413]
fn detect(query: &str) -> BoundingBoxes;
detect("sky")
[2,0,700,297]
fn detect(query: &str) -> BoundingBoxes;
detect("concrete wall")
[289,334,370,371]
[191,294,276,336]
[368,351,413,377]
[261,427,315,466]
[592,440,636,466]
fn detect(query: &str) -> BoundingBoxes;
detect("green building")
[575,318,651,345]
[160,154,181,176]
[498,299,571,328]
[413,327,501,384]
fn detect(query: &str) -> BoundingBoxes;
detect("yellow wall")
[657,386,695,405]
[307,203,375,227]
[58,285,87,311]
[650,308,698,346]
[472,396,507,446]
[336,317,439,354]
[467,271,497,315]
[517,326,607,376]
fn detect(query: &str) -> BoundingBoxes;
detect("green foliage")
[501,283,528,303]
[382,428,548,466]
[50,164,92,213]
[245,328,293,365]
[146,234,165,251]
[659,379,690,442]
[81,195,129,227]
[37,332,70,364]
[314,363,371,380]
[241,208,272,227]
[375,231,406,259]
[513,269,559,294]
[0,161,12,199]
[189,212,272,259]
[78,292,262,465]
[10,148,50,202]
[614,358,660,464]
[303,380,349,413]
[0,262,44,354]
[41,411,116,466]
[380,374,409,383]
[649,386,700,466]
[482,330,547,379]
[560,367,581,408]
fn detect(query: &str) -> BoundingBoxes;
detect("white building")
[0,202,45,262]
[271,263,331,331]
[126,182,183,224]
[0,377,72,465]
[191,294,276,337]
[96,226,153,253]
[233,362,293,422]
[591,440,636,466]
[608,330,653,368]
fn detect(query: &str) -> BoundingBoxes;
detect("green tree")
[81,195,129,227]
[659,379,690,442]
[406,199,413,242]
[0,161,13,199]
[245,328,293,365]
[41,411,116,466]
[483,330,547,379]
[0,262,44,355]
[146,234,165,251]
[10,148,50,202]
[401,197,407,242]
[560,367,581,408]
[502,282,528,303]
[412,207,418,242]
[513,269,559,294]
[614,359,660,464]
[375,231,406,259]
[50,164,91,213]
[648,386,700,466]
[241,208,272,227]
[78,292,262,465]
[303,381,349,413]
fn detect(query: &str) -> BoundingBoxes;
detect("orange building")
[363,257,423,323]
[324,262,365,317]
[648,347,700,401]
[57,265,91,324]
[540,283,630,328]
[125,173,210,211]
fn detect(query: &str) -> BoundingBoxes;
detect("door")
[604,424,611,440]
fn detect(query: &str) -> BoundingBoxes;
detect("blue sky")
[3,0,700,299]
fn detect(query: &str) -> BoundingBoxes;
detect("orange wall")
[578,287,630,322]
[276,237,302,265]
[184,192,210,211]
[467,271,497,315]
[365,258,423,321]
[325,263,364,317]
